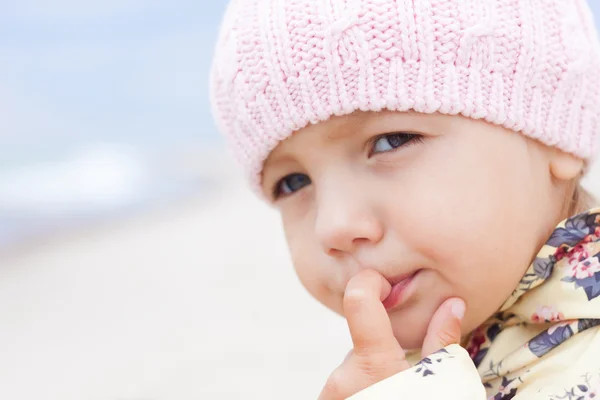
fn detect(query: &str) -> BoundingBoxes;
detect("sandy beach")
[0,156,598,400]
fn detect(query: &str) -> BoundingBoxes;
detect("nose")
[314,184,384,256]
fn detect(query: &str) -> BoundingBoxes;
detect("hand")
[318,270,466,400]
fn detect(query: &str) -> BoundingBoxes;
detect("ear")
[549,150,584,181]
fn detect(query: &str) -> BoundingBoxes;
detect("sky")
[1,0,600,165]
[0,1,233,246]
[0,0,230,165]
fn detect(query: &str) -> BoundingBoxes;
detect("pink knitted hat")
[210,0,600,194]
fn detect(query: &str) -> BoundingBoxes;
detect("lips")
[382,270,420,310]
[387,271,418,287]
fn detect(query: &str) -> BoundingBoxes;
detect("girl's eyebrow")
[263,152,294,169]
[324,114,370,142]
[324,111,432,142]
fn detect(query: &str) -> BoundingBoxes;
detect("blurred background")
[0,1,599,399]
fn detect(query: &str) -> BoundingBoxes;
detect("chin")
[390,312,430,351]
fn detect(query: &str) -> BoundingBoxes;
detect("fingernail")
[450,300,466,320]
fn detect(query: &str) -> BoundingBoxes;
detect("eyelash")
[367,132,423,157]
[272,132,423,200]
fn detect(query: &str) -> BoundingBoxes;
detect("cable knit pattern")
[210,0,600,194]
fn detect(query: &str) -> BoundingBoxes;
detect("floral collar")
[465,208,600,398]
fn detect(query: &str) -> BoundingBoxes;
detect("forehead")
[288,111,373,144]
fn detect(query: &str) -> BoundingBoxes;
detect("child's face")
[262,111,573,349]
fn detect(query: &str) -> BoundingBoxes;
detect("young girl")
[210,0,600,398]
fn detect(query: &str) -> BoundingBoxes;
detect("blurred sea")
[0,142,225,251]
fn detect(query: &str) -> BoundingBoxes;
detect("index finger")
[343,270,402,357]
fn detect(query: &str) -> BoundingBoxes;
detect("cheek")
[283,218,343,314]
[379,138,543,322]
[385,142,539,251]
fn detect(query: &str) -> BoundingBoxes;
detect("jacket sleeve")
[347,344,486,399]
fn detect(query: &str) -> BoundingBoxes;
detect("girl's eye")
[274,173,311,198]
[370,133,421,155]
